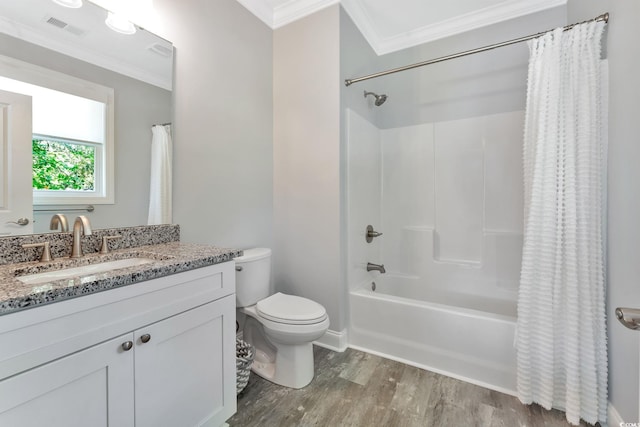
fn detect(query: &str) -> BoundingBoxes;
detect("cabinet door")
[135,295,236,427]
[0,333,134,427]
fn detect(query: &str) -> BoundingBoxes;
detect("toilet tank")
[234,248,272,307]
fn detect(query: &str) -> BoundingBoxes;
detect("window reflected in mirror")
[32,137,96,191]
[0,54,114,205]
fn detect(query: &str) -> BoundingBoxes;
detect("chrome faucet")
[366,262,386,274]
[71,215,92,258]
[49,214,69,232]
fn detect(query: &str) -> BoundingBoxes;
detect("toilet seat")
[256,292,327,325]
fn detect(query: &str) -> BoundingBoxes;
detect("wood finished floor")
[228,346,589,427]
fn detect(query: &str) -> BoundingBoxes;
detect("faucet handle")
[22,241,53,262]
[366,225,383,243]
[99,235,122,254]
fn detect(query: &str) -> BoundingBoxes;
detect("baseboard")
[609,401,624,426]
[314,328,348,352]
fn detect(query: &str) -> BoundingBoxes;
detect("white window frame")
[0,54,114,205]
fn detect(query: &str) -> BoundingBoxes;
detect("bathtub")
[349,275,517,394]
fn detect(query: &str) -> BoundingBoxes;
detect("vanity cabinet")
[0,262,236,427]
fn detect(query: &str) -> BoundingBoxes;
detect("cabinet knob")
[121,341,133,351]
[140,334,151,343]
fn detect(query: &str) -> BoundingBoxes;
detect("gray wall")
[0,33,171,232]
[568,0,640,421]
[273,5,344,333]
[153,0,273,250]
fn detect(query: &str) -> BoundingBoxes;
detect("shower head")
[364,91,388,106]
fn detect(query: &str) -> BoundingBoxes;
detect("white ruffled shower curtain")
[147,124,172,225]
[516,20,607,425]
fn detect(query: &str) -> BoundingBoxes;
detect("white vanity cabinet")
[0,261,237,427]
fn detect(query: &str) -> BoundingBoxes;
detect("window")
[0,54,114,205]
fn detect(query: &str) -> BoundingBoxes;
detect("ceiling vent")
[45,16,67,29]
[44,15,86,37]
[148,43,172,58]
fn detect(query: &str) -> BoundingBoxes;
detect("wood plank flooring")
[228,346,589,427]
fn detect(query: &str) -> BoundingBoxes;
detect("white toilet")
[235,248,330,389]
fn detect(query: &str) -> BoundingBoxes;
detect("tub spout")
[366,262,386,274]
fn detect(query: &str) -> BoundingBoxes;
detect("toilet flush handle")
[236,266,243,272]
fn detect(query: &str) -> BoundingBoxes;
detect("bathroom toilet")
[235,248,329,389]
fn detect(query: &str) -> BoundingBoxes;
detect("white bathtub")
[349,275,518,394]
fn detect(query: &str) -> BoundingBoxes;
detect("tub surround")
[0,224,242,315]
[346,109,524,395]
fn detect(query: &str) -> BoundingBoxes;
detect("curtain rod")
[153,122,171,126]
[344,12,609,87]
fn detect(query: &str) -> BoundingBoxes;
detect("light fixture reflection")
[105,11,136,35]
[52,0,83,8]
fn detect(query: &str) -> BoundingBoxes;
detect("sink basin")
[17,258,156,285]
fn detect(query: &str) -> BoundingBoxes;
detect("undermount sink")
[17,258,156,285]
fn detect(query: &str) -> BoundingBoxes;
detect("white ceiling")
[236,0,567,55]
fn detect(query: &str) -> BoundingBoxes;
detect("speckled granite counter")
[0,224,181,265]
[0,242,242,316]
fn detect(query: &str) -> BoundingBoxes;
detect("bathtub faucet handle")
[366,225,383,243]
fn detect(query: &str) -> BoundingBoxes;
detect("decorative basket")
[236,339,255,394]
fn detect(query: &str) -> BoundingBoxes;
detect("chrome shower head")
[364,91,388,106]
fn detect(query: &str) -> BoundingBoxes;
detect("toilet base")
[251,349,276,381]
[243,316,316,389]
[253,341,314,389]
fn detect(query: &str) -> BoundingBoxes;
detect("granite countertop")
[0,242,242,316]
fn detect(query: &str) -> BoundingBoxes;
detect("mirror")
[0,0,173,235]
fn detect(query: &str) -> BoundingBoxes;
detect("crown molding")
[342,0,566,55]
[273,0,339,28]
[235,0,274,27]
[339,0,381,53]
[236,0,339,29]
[237,0,566,54]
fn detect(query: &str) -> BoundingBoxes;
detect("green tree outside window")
[32,138,95,191]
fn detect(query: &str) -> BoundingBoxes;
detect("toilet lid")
[256,292,327,325]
